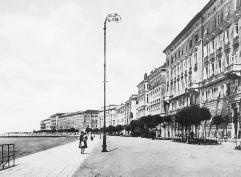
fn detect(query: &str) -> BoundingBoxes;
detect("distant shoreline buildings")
[41,0,241,139]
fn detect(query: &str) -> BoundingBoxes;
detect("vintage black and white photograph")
[0,0,241,176]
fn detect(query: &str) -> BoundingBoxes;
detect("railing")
[0,144,15,170]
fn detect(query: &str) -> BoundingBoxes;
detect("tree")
[222,115,229,137]
[92,128,99,133]
[199,107,211,140]
[130,120,141,131]
[211,115,223,139]
[115,125,124,132]
[125,124,131,134]
[85,127,92,133]
[107,125,116,134]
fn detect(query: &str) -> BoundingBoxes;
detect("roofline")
[163,0,215,53]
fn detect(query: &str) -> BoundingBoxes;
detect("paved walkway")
[0,138,99,177]
[74,136,241,177]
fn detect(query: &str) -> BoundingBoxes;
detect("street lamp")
[102,13,121,152]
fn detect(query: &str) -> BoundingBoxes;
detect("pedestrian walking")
[83,132,88,149]
[79,132,85,154]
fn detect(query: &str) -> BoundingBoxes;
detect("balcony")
[225,64,241,76]
[188,67,192,74]
[180,72,183,79]
[210,53,215,62]
[194,63,198,71]
[224,42,231,53]
[216,47,222,57]
[204,56,209,65]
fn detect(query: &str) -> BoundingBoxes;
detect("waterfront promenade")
[74,136,241,177]
[0,138,99,177]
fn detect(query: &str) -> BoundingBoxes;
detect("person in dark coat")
[83,133,88,148]
[79,132,85,154]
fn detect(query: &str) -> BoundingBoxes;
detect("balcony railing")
[216,47,222,57]
[225,63,241,73]
[204,56,209,64]
[210,53,215,62]
[224,42,231,52]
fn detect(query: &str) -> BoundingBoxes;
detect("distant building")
[40,110,99,132]
[98,105,118,128]
[82,110,99,130]
[49,113,65,130]
[115,94,138,126]
[57,111,84,130]
[125,94,138,122]
[136,73,149,119]
[148,65,166,116]
[40,118,51,130]
[136,64,166,119]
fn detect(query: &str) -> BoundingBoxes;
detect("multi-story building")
[163,8,203,115]
[136,73,150,119]
[115,103,126,126]
[164,0,241,138]
[49,110,99,131]
[98,105,118,128]
[148,65,166,116]
[82,110,99,130]
[49,113,65,130]
[57,111,83,130]
[136,65,166,119]
[40,118,51,130]
[125,94,138,122]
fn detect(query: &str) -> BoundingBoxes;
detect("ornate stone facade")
[164,0,241,138]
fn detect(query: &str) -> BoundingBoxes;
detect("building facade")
[136,65,167,119]
[164,0,241,138]
[98,105,118,128]
[136,73,150,119]
[41,110,99,132]
[40,118,51,130]
[148,66,167,116]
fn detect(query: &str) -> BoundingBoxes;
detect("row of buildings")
[40,65,167,132]
[41,0,241,138]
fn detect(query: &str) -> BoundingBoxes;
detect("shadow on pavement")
[107,148,119,152]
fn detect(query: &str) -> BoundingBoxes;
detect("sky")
[0,0,210,133]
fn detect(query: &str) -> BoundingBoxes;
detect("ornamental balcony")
[204,56,209,65]
[210,53,215,62]
[188,67,192,74]
[224,42,231,53]
[224,63,241,76]
[180,72,183,79]
[194,63,198,71]
[216,47,222,57]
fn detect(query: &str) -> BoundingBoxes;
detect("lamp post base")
[101,134,108,152]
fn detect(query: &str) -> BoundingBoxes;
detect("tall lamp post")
[102,13,121,152]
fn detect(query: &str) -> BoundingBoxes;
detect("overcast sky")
[0,0,210,133]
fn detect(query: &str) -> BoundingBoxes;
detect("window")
[227,83,230,96]
[189,39,193,48]
[234,22,239,37]
[195,34,199,43]
[220,11,223,23]
[219,59,221,72]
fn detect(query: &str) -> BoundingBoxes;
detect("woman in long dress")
[79,132,85,154]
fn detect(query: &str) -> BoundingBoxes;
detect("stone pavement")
[74,136,241,177]
[0,138,99,177]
